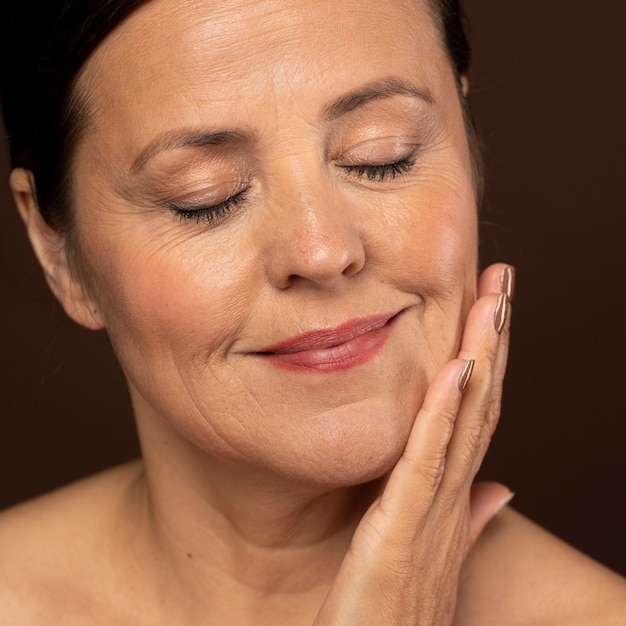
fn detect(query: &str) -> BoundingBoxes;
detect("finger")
[384,264,514,513]
[467,290,512,438]
[477,263,515,300]
[439,292,510,492]
[487,292,512,437]
[368,269,514,528]
[467,481,514,545]
[378,358,473,520]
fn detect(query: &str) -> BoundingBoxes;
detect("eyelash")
[167,190,247,225]
[341,156,416,182]
[167,155,416,224]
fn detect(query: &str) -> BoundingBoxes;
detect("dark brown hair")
[1,0,477,232]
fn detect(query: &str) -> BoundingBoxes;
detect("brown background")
[1,1,625,575]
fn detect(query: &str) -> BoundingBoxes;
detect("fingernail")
[501,265,515,301]
[497,491,515,514]
[493,292,509,335]
[458,359,475,393]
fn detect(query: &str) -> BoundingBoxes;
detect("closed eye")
[341,157,415,182]
[167,188,248,225]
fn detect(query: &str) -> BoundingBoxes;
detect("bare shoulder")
[0,461,144,624]
[458,506,626,625]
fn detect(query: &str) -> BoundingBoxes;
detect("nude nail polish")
[458,359,475,393]
[494,292,509,334]
[501,265,515,301]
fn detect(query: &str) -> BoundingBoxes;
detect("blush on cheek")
[396,213,476,300]
[393,202,476,380]
[94,242,256,381]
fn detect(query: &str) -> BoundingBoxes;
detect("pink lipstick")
[256,312,398,372]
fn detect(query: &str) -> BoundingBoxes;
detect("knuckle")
[457,419,488,470]
[486,389,504,432]
[466,419,486,451]
[421,396,458,429]
[402,452,446,491]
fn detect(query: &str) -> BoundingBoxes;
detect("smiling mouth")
[255,312,400,372]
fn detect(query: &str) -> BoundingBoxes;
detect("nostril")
[343,254,365,277]
[261,193,366,289]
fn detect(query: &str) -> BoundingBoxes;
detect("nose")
[261,165,366,291]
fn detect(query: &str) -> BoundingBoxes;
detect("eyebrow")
[130,78,433,172]
[131,129,255,173]
[322,77,434,121]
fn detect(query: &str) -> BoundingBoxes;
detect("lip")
[255,312,400,372]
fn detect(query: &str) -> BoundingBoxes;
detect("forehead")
[78,0,452,157]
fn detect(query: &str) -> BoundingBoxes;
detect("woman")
[1,0,624,623]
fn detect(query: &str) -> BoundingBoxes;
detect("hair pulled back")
[1,0,474,232]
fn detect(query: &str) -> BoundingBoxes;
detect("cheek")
[380,173,478,295]
[387,181,478,369]
[81,227,258,380]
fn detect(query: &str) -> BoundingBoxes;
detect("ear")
[460,75,470,98]
[10,168,105,330]
[461,75,469,98]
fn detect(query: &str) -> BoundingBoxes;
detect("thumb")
[468,481,514,545]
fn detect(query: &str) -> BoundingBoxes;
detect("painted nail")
[458,359,475,393]
[501,265,515,301]
[493,292,509,335]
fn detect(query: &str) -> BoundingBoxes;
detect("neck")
[123,400,379,623]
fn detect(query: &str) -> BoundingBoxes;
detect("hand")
[314,263,515,626]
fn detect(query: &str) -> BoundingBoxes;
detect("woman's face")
[68,0,477,486]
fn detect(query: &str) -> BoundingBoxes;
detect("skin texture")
[68,0,478,490]
[2,0,626,623]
